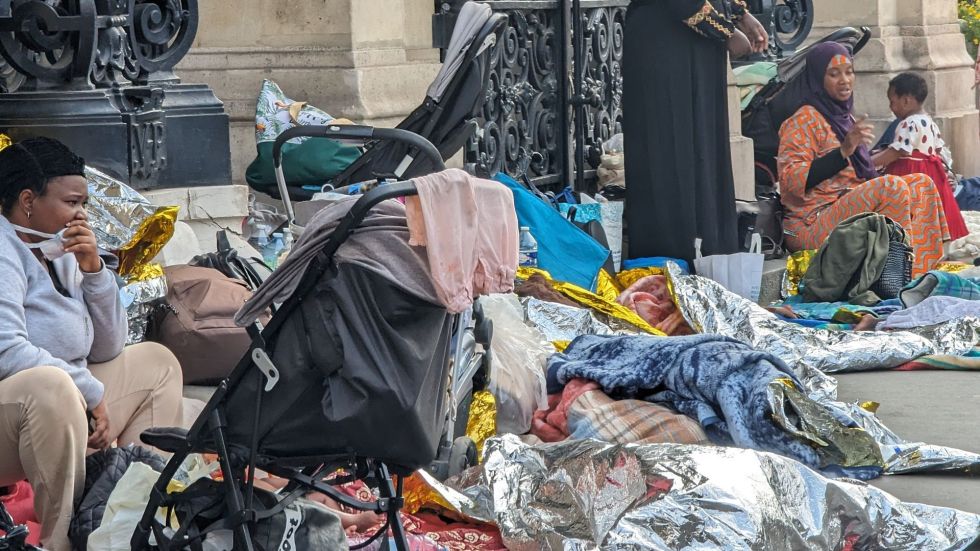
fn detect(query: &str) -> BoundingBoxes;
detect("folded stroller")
[741,26,872,195]
[132,127,492,551]
[266,1,507,202]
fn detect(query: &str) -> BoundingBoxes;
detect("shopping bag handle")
[750,233,763,255]
[694,238,703,259]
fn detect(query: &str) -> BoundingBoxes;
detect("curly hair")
[0,137,86,215]
[888,72,929,104]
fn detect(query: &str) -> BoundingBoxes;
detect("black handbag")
[737,193,784,260]
[869,221,913,300]
[190,230,266,291]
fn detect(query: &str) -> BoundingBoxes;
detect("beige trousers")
[0,342,183,551]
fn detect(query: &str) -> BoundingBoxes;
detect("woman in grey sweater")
[0,138,183,551]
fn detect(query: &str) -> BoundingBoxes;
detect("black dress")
[623,0,745,262]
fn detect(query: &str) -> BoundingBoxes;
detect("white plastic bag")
[479,294,552,435]
[693,234,765,303]
[588,195,624,272]
[87,462,162,551]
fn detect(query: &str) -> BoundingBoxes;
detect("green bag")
[245,80,362,191]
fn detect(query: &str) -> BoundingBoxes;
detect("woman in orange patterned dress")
[778,42,949,276]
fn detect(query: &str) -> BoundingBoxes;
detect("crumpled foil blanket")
[665,263,980,474]
[87,167,178,280]
[521,297,641,342]
[120,272,167,345]
[417,435,980,550]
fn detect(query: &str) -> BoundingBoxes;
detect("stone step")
[142,184,260,266]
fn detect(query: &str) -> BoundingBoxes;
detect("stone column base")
[812,2,980,177]
[731,135,756,201]
[937,109,980,176]
[728,62,756,201]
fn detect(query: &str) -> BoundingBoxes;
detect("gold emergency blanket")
[781,249,815,297]
[120,268,167,344]
[85,168,177,343]
[517,268,663,336]
[465,390,497,459]
[86,167,178,281]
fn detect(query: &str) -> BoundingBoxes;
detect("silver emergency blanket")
[121,274,167,344]
[521,297,647,342]
[665,263,980,474]
[422,435,980,550]
[665,263,980,375]
[85,166,159,250]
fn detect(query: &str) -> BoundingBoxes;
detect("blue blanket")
[494,173,608,291]
[548,334,823,470]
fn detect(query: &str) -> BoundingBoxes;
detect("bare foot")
[854,315,880,331]
[349,510,385,533]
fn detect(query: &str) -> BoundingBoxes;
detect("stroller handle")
[271,125,444,170]
[272,125,445,226]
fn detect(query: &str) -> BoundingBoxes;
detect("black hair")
[888,72,928,104]
[0,137,85,215]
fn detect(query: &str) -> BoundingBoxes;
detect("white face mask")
[11,224,68,261]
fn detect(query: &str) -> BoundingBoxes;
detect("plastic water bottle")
[263,233,285,269]
[250,223,270,252]
[519,226,538,268]
[277,228,293,266]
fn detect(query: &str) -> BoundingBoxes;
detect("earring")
[25,210,30,220]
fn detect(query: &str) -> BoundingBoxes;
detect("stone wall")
[811,0,980,175]
[179,1,757,200]
[176,0,441,184]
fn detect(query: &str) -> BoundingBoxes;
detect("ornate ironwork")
[470,6,565,188]
[120,86,166,180]
[574,2,626,188]
[436,0,813,191]
[748,0,814,56]
[0,0,197,91]
[0,0,224,190]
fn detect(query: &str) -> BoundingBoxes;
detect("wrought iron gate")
[433,0,813,191]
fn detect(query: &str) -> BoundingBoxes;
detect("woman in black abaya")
[623,1,768,261]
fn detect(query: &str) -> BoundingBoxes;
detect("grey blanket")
[237,197,438,325]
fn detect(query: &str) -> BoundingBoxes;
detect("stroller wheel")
[474,318,493,347]
[448,436,477,477]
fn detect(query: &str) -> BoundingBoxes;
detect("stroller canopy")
[327,4,505,190]
[427,2,494,103]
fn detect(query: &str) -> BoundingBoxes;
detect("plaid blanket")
[531,379,710,446]
[901,271,980,307]
[896,347,980,371]
[547,335,828,469]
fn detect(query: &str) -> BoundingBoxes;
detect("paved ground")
[835,370,980,513]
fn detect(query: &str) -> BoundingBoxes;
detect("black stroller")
[132,126,492,551]
[741,26,872,195]
[264,1,506,202]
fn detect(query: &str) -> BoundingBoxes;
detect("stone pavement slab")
[835,370,980,513]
